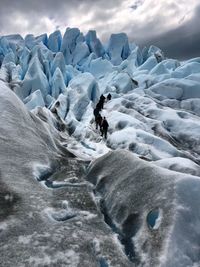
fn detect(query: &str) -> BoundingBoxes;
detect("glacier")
[0,28,200,267]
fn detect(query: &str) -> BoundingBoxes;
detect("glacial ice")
[48,30,62,52]
[146,78,200,100]
[25,34,37,49]
[24,89,45,110]
[85,57,113,79]
[51,52,66,76]
[50,67,66,99]
[107,33,130,65]
[2,51,16,65]
[87,150,200,267]
[154,157,200,176]
[72,41,90,65]
[61,28,84,65]
[107,127,180,160]
[0,84,132,266]
[35,33,48,46]
[1,27,200,267]
[85,30,105,58]
[172,62,200,78]
[180,98,200,116]
[20,53,50,99]
[138,55,158,71]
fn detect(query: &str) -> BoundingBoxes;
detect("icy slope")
[1,28,200,164]
[0,81,133,267]
[87,150,200,267]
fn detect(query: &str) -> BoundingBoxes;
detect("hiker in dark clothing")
[93,107,99,119]
[100,94,105,102]
[94,105,101,129]
[96,102,101,111]
[101,117,109,139]
[99,94,106,109]
[98,100,103,110]
[95,113,102,130]
[107,93,111,101]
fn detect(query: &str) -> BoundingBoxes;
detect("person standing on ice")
[96,113,102,130]
[93,104,101,129]
[101,117,109,139]
[107,93,111,101]
[99,94,106,109]
[94,106,99,119]
[96,102,101,111]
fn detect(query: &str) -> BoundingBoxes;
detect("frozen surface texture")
[0,81,132,267]
[87,150,200,267]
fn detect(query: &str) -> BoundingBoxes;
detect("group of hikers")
[93,93,111,139]
[51,93,112,139]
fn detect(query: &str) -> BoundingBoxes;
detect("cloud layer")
[0,0,199,59]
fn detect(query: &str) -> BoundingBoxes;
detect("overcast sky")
[0,0,199,59]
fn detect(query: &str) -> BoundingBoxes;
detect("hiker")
[96,102,101,111]
[101,117,109,139]
[99,94,106,109]
[95,113,102,130]
[93,106,100,119]
[107,93,111,101]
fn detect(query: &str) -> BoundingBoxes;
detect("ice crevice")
[91,191,139,264]
[100,199,137,264]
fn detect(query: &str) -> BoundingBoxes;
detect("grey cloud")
[0,0,199,60]
[96,1,187,45]
[0,0,120,19]
[130,0,145,10]
[0,0,122,36]
[136,5,200,59]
